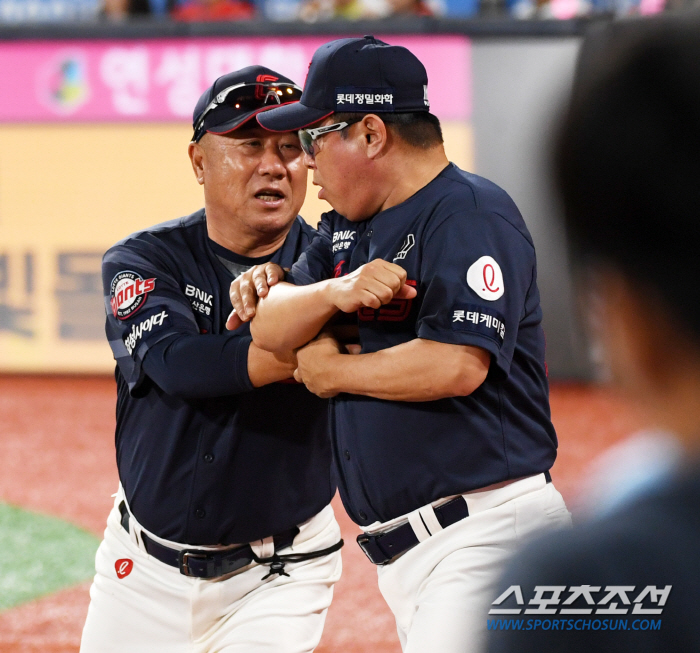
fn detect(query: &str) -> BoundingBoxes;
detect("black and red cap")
[257,36,430,133]
[192,65,303,142]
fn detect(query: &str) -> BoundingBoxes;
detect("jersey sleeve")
[103,241,253,397]
[285,213,334,285]
[140,333,253,399]
[415,210,537,377]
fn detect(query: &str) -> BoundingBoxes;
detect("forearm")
[143,334,254,398]
[143,334,297,397]
[318,339,490,402]
[251,281,339,352]
[247,343,296,387]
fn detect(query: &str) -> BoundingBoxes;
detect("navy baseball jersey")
[103,210,333,545]
[287,163,557,526]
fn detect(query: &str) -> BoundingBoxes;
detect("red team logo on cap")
[115,558,133,579]
[255,74,279,99]
[110,271,156,320]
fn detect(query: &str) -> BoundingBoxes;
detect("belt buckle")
[356,533,388,565]
[356,534,376,564]
[179,550,211,578]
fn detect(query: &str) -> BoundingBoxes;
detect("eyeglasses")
[193,81,304,142]
[298,118,362,158]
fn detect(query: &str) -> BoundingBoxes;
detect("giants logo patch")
[110,271,156,320]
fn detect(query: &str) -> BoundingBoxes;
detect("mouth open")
[255,189,286,203]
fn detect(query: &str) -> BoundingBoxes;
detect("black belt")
[357,471,552,566]
[119,501,343,580]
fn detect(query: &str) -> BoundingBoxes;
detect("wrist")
[320,278,341,312]
[323,350,351,395]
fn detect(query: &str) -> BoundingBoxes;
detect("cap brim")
[206,112,259,137]
[257,102,333,132]
[206,102,301,137]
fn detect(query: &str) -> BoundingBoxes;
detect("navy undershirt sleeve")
[142,333,254,399]
[104,239,256,398]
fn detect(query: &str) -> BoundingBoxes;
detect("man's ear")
[188,140,205,185]
[360,114,388,159]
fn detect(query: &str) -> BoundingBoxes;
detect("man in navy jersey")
[80,66,342,653]
[227,38,571,653]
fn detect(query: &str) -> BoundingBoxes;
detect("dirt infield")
[0,375,648,652]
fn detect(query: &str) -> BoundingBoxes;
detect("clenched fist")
[326,259,416,313]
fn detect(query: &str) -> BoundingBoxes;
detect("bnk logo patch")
[115,558,133,579]
[110,271,156,320]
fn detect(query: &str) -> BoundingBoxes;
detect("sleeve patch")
[123,308,171,355]
[466,256,504,301]
[184,283,213,316]
[110,270,157,320]
[451,303,506,345]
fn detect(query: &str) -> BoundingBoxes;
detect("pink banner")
[0,35,470,123]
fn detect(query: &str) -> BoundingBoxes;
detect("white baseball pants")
[373,474,572,653]
[80,493,342,653]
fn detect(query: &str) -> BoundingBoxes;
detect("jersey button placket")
[203,453,214,463]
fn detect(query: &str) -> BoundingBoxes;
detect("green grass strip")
[0,502,99,610]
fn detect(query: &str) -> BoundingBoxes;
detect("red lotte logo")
[115,558,133,579]
[467,256,504,301]
[110,271,156,320]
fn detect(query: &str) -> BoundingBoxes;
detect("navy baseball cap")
[192,65,303,142]
[257,36,430,132]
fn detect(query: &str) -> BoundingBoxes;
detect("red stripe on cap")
[206,101,301,135]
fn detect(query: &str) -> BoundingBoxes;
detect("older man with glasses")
[80,66,342,653]
[227,37,571,653]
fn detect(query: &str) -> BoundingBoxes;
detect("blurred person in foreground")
[488,16,700,652]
